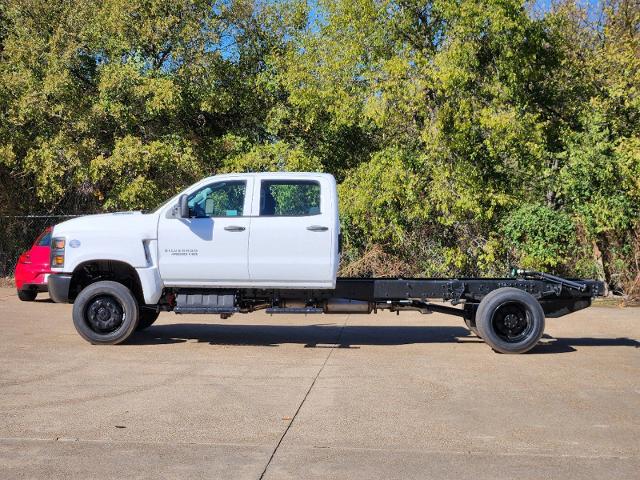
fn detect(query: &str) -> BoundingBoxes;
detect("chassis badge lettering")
[165,248,198,256]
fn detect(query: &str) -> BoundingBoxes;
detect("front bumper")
[48,274,72,303]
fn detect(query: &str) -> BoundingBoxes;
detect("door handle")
[224,225,246,232]
[307,225,328,232]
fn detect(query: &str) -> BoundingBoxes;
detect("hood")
[53,211,158,239]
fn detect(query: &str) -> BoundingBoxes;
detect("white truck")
[47,172,603,353]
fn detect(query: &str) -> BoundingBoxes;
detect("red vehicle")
[14,227,52,301]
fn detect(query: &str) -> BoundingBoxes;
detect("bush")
[502,204,576,271]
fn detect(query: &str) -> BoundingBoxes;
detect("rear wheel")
[464,317,480,337]
[17,289,37,301]
[72,281,139,345]
[476,287,545,354]
[136,309,160,330]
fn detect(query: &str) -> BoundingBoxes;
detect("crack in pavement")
[257,315,349,480]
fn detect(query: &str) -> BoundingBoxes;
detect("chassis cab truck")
[47,172,603,354]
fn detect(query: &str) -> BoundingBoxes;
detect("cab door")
[247,177,336,288]
[158,179,253,286]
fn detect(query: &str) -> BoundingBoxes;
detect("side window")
[187,181,246,218]
[260,180,321,216]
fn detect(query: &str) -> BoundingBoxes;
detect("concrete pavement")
[0,288,638,479]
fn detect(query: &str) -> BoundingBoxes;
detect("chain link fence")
[0,215,81,279]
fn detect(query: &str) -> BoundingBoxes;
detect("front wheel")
[476,287,545,354]
[72,281,139,345]
[136,309,160,330]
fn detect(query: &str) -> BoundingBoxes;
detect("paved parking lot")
[0,287,638,479]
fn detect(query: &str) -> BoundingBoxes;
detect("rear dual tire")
[476,287,545,354]
[464,317,479,337]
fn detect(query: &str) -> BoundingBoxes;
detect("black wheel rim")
[85,295,125,334]
[490,301,533,343]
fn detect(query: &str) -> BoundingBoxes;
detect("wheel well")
[70,260,143,304]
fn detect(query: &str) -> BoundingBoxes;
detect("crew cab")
[47,172,603,353]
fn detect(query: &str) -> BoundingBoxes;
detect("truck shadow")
[531,335,640,354]
[128,323,639,353]
[129,323,479,347]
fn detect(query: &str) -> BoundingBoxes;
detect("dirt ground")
[0,287,638,479]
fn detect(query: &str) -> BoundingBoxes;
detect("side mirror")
[178,194,190,218]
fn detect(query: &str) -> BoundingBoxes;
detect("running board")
[175,306,239,314]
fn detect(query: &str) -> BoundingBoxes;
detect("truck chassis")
[74,270,600,354]
[51,262,603,354]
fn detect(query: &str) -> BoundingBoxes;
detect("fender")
[135,266,164,304]
[51,212,163,304]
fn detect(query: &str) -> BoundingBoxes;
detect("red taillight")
[19,252,31,264]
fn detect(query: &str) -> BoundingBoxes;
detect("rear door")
[158,178,253,286]
[248,177,335,287]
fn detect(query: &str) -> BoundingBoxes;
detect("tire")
[17,289,37,301]
[476,287,545,354]
[464,317,480,337]
[136,309,160,331]
[72,281,139,345]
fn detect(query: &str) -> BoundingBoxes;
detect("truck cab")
[48,172,340,306]
[158,172,339,289]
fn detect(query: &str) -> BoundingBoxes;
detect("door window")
[187,181,246,218]
[259,180,321,216]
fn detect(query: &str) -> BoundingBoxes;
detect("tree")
[0,0,638,295]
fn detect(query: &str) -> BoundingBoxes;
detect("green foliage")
[503,204,576,270]
[338,146,430,247]
[90,135,202,210]
[223,140,323,172]
[558,113,638,236]
[0,0,638,294]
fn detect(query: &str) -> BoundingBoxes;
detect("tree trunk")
[592,240,609,296]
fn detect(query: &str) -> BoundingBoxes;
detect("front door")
[158,179,252,286]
